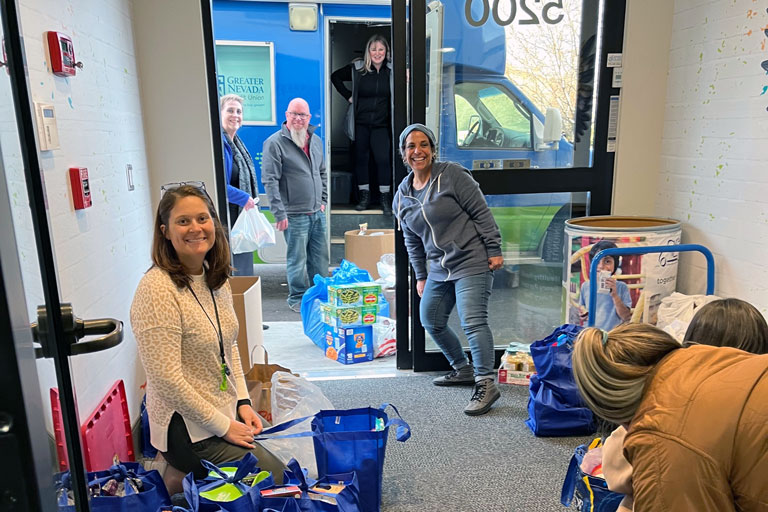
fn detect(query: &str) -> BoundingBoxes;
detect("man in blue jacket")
[262,98,329,312]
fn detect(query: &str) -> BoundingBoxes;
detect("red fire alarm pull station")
[69,167,92,210]
[46,32,83,77]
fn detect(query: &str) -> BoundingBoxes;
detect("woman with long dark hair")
[131,184,284,481]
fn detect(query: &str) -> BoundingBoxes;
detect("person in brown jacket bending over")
[572,322,768,512]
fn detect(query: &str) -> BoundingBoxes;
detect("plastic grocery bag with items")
[257,371,334,478]
[230,206,276,253]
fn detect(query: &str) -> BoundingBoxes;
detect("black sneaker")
[432,365,475,386]
[463,378,501,416]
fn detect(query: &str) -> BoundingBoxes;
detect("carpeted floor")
[315,375,593,512]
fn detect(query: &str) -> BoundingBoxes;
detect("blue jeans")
[232,251,254,276]
[420,271,495,378]
[284,211,329,306]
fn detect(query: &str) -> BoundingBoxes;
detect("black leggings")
[354,124,391,189]
[162,413,285,481]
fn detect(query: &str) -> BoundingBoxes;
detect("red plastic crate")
[50,380,135,471]
[50,388,69,471]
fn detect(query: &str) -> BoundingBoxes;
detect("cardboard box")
[230,276,264,373]
[320,303,379,327]
[344,229,394,280]
[323,324,374,364]
[498,368,535,386]
[327,282,381,307]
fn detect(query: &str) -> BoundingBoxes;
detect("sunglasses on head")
[160,181,207,197]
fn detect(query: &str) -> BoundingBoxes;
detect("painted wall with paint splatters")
[654,0,768,314]
[8,0,153,436]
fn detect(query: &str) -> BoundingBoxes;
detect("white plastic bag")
[230,207,276,254]
[376,253,396,288]
[373,317,396,358]
[258,371,334,478]
[656,292,721,341]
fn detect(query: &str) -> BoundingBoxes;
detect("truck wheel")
[541,206,571,263]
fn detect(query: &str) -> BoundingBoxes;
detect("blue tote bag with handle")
[525,324,596,436]
[156,474,225,512]
[258,458,360,512]
[57,462,171,512]
[561,439,624,512]
[256,404,410,512]
[187,453,275,512]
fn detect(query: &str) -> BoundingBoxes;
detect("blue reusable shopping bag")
[256,403,410,512]
[258,458,360,512]
[525,324,597,436]
[311,405,408,512]
[301,260,389,351]
[561,439,624,512]
[156,475,224,512]
[56,462,171,512]
[141,394,158,459]
[188,453,275,512]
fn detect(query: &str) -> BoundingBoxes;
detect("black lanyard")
[187,283,230,391]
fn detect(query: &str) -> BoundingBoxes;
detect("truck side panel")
[213,1,325,193]
[213,1,390,193]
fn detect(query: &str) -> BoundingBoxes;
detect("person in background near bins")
[600,297,768,512]
[393,124,504,416]
[261,98,329,313]
[221,94,258,276]
[573,322,768,512]
[130,184,285,482]
[578,239,631,330]
[331,34,393,215]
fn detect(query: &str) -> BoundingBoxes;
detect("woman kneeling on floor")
[131,183,285,481]
[573,322,768,511]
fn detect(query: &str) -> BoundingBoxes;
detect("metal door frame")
[395,0,627,371]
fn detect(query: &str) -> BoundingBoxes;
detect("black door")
[393,0,625,371]
[0,2,123,510]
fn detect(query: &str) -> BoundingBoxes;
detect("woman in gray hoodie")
[393,124,504,416]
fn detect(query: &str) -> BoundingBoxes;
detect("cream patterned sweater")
[131,266,248,452]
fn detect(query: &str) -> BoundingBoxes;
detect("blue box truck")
[213,0,576,264]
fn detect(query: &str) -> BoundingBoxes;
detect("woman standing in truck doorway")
[331,34,393,215]
[221,94,259,275]
[393,124,504,416]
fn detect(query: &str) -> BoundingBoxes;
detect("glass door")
[1,2,124,510]
[397,0,625,370]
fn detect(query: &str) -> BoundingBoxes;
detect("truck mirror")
[542,108,562,149]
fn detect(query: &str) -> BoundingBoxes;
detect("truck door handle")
[30,303,124,358]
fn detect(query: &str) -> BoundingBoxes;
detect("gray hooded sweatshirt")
[393,161,502,282]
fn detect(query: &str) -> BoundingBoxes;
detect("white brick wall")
[656,0,768,313]
[8,0,154,432]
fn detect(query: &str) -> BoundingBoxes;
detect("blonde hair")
[572,324,681,424]
[362,35,390,74]
[219,94,244,111]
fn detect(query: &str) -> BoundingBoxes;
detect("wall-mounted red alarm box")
[46,32,82,77]
[69,167,92,210]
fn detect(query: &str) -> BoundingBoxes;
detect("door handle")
[31,303,124,358]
